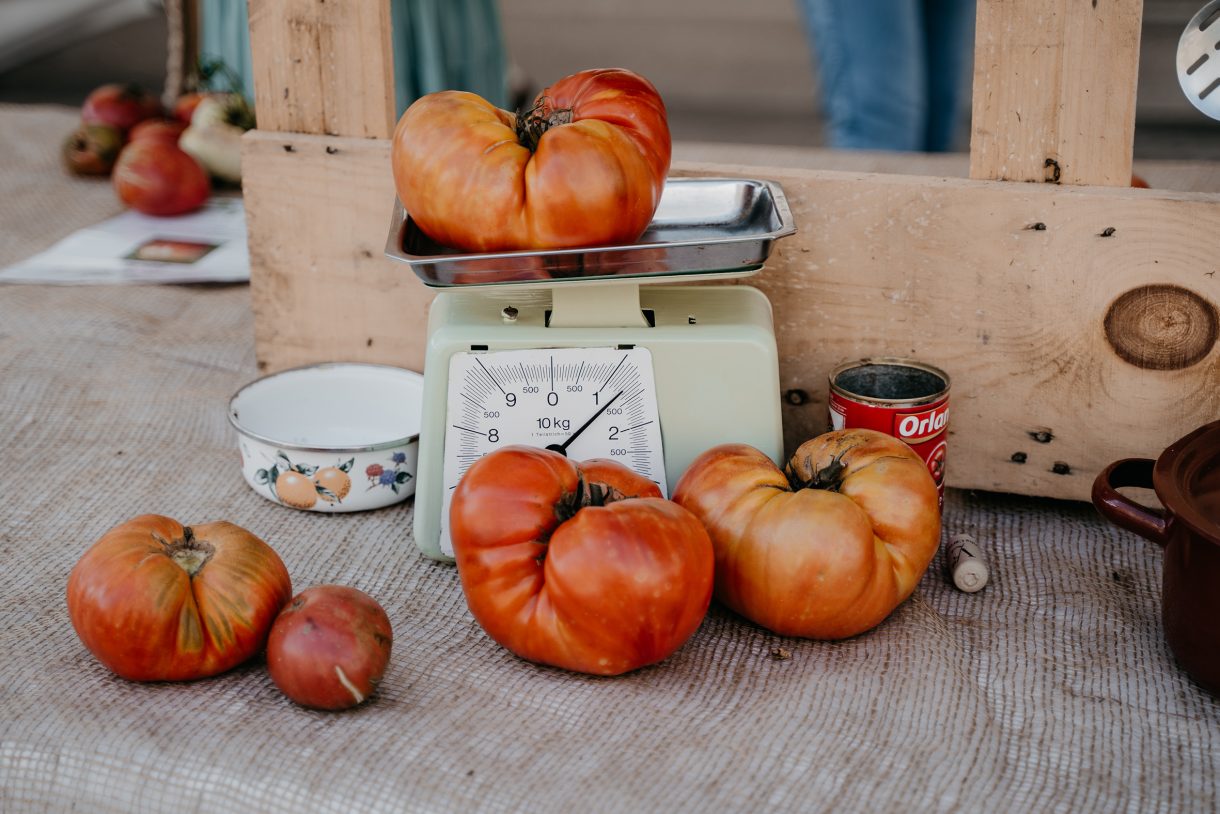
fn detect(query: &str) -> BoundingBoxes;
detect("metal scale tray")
[384,177,796,287]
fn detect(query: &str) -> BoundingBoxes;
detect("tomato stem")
[553,474,627,525]
[162,526,215,577]
[515,96,573,152]
[788,453,848,493]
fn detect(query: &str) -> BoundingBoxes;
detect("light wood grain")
[672,161,1219,502]
[243,133,1220,501]
[242,131,433,374]
[970,0,1143,185]
[247,0,395,138]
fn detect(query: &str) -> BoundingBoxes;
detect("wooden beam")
[970,0,1143,186]
[242,131,433,374]
[247,0,396,138]
[242,132,1220,502]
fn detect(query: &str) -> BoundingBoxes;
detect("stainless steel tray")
[383,177,796,287]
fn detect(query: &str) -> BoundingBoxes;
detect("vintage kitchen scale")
[386,177,796,560]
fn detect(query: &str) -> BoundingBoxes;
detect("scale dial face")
[440,346,666,556]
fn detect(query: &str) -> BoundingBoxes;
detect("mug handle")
[1091,459,1169,547]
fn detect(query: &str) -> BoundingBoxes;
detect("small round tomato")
[66,515,292,681]
[128,118,187,145]
[673,430,941,640]
[82,83,162,133]
[112,141,209,217]
[450,447,713,675]
[62,124,122,176]
[267,585,392,710]
[392,68,671,252]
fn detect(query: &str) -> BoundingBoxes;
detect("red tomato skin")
[128,118,188,145]
[66,515,293,681]
[450,447,712,676]
[82,84,162,133]
[112,142,210,216]
[266,585,393,711]
[673,430,942,640]
[391,68,671,252]
[173,92,213,125]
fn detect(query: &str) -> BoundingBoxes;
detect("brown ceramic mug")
[1092,420,1220,696]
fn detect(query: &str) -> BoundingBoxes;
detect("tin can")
[828,357,951,508]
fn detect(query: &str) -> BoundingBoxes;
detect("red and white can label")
[828,359,950,510]
[895,403,950,445]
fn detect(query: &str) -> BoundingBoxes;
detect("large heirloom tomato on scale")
[673,430,941,640]
[67,515,292,681]
[449,447,713,675]
[391,68,671,252]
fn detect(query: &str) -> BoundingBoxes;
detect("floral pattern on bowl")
[365,451,414,495]
[239,443,418,513]
[228,363,424,514]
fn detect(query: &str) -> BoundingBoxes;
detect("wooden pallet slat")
[247,0,396,138]
[241,0,1220,503]
[970,0,1143,185]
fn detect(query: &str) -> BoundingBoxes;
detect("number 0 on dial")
[440,346,667,555]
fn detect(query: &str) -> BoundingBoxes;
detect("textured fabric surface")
[2,104,1219,813]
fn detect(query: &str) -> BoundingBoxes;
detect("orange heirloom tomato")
[391,68,671,252]
[449,447,713,675]
[66,515,292,681]
[673,430,941,640]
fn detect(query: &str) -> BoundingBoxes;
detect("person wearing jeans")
[797,0,977,152]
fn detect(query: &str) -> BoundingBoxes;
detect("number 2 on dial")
[439,346,666,556]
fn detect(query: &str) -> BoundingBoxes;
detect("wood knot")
[1104,284,1218,371]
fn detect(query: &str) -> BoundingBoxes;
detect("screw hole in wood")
[785,389,810,406]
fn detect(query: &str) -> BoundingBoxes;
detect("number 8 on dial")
[439,346,667,556]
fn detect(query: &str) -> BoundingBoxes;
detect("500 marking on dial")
[440,346,666,553]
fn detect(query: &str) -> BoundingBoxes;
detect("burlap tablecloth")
[1,105,1217,813]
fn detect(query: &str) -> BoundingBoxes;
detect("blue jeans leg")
[798,0,927,151]
[922,0,977,152]
[797,0,975,151]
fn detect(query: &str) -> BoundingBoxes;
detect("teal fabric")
[198,0,509,114]
[199,0,256,101]
[389,0,509,112]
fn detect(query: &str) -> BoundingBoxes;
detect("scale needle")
[546,391,622,456]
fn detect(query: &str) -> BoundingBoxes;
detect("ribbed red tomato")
[450,447,712,675]
[391,68,671,252]
[112,141,210,216]
[67,515,292,681]
[673,430,942,640]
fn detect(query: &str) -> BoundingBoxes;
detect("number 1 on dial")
[439,346,666,556]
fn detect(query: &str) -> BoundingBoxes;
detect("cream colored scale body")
[413,280,784,560]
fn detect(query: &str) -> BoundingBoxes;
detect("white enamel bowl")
[228,363,424,512]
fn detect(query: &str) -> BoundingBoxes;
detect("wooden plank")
[244,134,1220,502]
[162,0,199,108]
[970,0,1143,186]
[242,131,432,374]
[672,143,1220,193]
[247,0,395,138]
